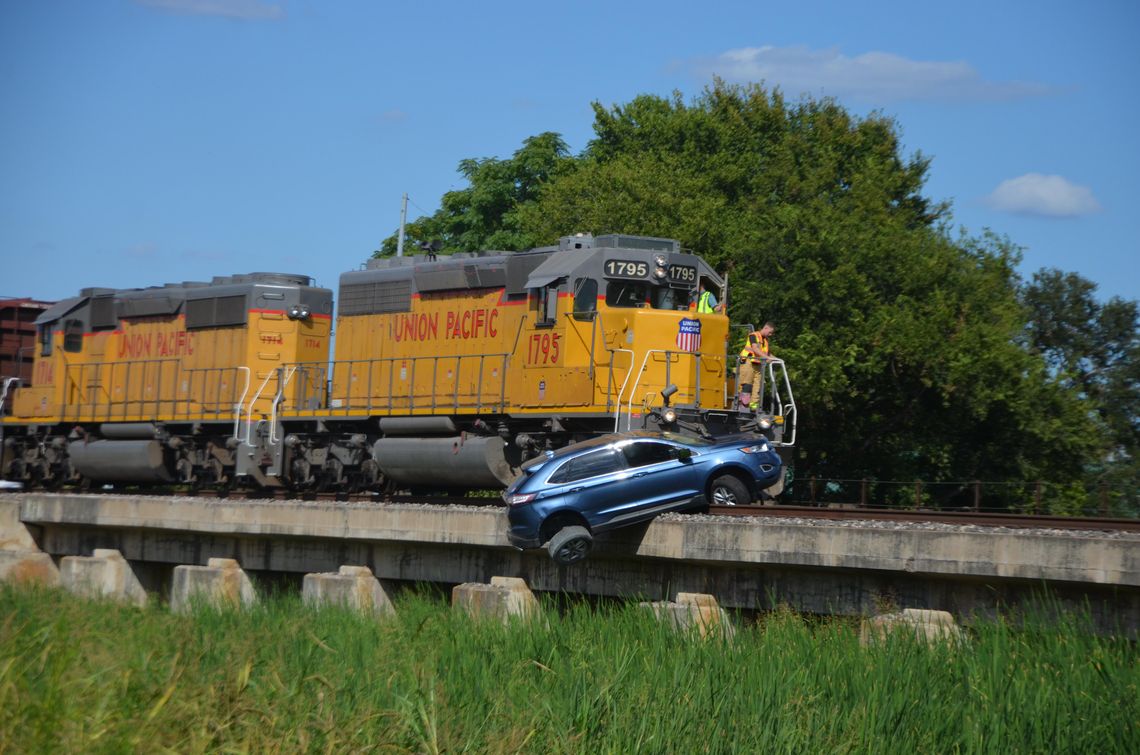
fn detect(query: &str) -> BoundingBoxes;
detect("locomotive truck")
[0,233,796,494]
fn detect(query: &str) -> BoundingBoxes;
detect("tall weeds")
[0,584,1134,753]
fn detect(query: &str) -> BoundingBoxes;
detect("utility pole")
[396,193,408,257]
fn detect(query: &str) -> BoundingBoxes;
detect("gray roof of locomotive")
[341,234,723,299]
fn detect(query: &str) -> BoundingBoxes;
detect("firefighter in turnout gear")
[737,322,774,411]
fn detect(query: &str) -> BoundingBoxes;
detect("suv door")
[544,447,631,529]
[619,440,702,513]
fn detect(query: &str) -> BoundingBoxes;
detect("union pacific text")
[117,331,195,359]
[391,307,500,342]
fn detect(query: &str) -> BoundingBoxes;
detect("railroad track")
[707,503,1140,532]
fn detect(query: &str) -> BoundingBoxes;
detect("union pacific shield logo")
[676,318,701,352]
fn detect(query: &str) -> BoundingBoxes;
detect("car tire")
[710,474,751,506]
[547,526,593,566]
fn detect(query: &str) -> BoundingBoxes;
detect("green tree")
[1021,269,1140,513]
[377,132,574,256]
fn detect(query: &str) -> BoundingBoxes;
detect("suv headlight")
[739,444,770,454]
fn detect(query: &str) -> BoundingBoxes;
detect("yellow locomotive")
[1,274,332,487]
[1,234,795,492]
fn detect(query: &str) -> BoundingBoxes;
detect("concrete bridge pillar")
[171,557,257,613]
[60,548,148,607]
[452,576,541,623]
[302,565,395,617]
[0,497,59,586]
[641,592,736,639]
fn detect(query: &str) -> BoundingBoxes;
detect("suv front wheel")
[710,474,751,506]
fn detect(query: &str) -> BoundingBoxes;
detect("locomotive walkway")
[2,492,1137,633]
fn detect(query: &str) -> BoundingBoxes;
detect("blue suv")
[504,430,782,565]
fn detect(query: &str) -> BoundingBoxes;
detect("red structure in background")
[0,298,54,411]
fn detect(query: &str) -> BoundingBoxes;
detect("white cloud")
[135,0,284,20]
[984,174,1101,218]
[694,45,1052,103]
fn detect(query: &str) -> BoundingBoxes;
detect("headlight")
[288,304,312,320]
[654,254,667,267]
[739,444,770,454]
[756,416,773,430]
[662,408,677,423]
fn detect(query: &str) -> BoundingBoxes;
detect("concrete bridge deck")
[2,493,1137,631]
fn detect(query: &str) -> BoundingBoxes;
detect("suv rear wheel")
[710,474,751,506]
[547,526,593,565]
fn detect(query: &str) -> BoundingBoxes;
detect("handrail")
[231,366,251,439]
[622,350,659,431]
[509,313,531,355]
[52,359,245,423]
[244,370,278,444]
[268,366,297,444]
[308,353,513,416]
[0,377,19,417]
[766,357,797,446]
[623,349,698,429]
[608,348,634,431]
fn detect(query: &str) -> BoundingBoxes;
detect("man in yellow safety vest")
[693,282,723,314]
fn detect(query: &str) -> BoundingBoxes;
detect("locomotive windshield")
[597,249,712,312]
[604,280,694,311]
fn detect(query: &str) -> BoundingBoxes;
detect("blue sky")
[2,0,1137,304]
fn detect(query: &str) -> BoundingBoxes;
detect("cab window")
[573,278,597,320]
[621,441,679,468]
[63,319,84,353]
[605,281,648,308]
[534,280,562,327]
[652,287,691,311]
[39,324,52,356]
[547,448,624,484]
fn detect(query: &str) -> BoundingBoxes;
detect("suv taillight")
[506,492,537,506]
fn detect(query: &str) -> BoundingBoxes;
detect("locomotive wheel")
[290,458,313,489]
[316,458,344,493]
[176,457,194,485]
[34,461,59,491]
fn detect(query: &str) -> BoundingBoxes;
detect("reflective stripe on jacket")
[738,331,769,363]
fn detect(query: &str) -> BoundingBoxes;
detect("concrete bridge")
[2,493,1136,633]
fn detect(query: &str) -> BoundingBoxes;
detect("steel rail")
[706,504,1140,532]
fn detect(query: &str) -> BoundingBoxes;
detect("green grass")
[0,584,1135,753]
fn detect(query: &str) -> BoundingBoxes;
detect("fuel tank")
[372,435,516,489]
[69,440,174,482]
